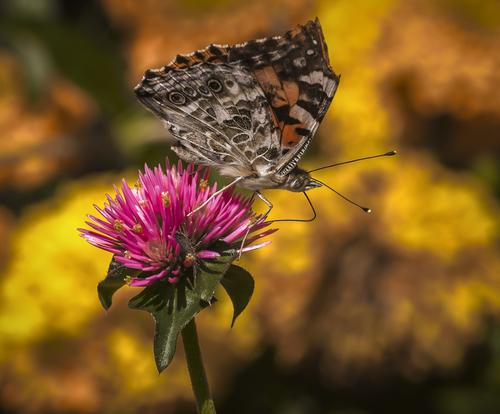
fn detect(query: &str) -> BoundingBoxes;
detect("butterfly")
[135,19,395,218]
[134,19,339,216]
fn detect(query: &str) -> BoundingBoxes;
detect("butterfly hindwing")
[136,63,282,177]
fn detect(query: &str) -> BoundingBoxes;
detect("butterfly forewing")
[225,19,339,175]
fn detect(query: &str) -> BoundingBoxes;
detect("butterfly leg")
[237,227,251,260]
[255,191,273,220]
[188,176,244,217]
[236,191,272,260]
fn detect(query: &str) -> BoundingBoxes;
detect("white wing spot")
[293,57,307,67]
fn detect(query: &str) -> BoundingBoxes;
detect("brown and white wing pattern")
[135,18,339,180]
[135,63,282,178]
[226,19,340,176]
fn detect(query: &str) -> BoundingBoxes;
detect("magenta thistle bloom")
[79,160,276,287]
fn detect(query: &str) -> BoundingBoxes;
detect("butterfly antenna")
[313,178,371,213]
[307,150,397,174]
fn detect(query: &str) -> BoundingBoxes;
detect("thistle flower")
[78,160,275,287]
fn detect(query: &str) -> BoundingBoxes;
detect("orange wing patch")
[253,66,286,107]
[165,45,230,71]
[253,66,304,147]
[281,123,306,147]
[282,80,299,106]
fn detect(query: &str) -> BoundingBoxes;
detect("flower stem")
[182,318,216,414]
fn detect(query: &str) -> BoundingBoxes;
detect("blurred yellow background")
[1,0,499,413]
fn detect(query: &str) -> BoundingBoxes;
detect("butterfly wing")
[135,62,282,178]
[135,18,338,181]
[226,18,340,176]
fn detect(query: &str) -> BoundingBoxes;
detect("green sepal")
[128,252,235,373]
[221,265,255,327]
[97,256,141,310]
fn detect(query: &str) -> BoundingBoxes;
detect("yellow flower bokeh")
[0,178,113,347]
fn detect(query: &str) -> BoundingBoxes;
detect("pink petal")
[129,268,168,287]
[197,250,220,259]
[240,240,271,252]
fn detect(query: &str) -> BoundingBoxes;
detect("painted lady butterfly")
[135,19,394,217]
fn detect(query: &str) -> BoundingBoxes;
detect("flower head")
[79,160,276,287]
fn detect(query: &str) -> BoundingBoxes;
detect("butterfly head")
[284,168,322,192]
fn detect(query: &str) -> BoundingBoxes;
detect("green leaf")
[221,265,255,327]
[97,257,140,310]
[128,279,173,313]
[129,253,235,373]
[196,252,235,302]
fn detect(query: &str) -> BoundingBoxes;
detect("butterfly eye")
[207,78,223,93]
[168,91,186,105]
[182,86,197,97]
[290,177,306,191]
